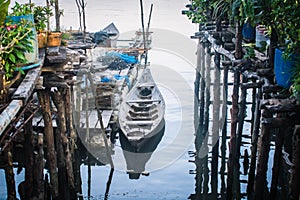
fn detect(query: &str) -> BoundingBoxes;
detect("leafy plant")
[10,2,34,16]
[0,0,10,25]
[0,18,34,77]
[33,5,52,32]
[185,0,212,24]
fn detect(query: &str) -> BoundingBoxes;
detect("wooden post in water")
[227,68,240,200]
[51,90,69,200]
[24,110,34,199]
[247,85,262,198]
[234,72,247,196]
[211,50,221,198]
[3,142,17,200]
[221,61,229,198]
[290,125,300,199]
[202,42,211,197]
[37,89,59,199]
[32,133,45,199]
[269,114,286,199]
[254,109,272,199]
[62,87,76,198]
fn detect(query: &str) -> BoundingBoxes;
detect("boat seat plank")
[126,99,161,104]
[126,121,153,125]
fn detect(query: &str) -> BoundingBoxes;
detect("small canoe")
[118,67,165,143]
[102,22,119,40]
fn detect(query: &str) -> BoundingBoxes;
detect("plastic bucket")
[274,48,295,88]
[242,22,255,42]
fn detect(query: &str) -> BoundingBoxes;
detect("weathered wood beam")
[12,66,42,103]
[0,100,23,136]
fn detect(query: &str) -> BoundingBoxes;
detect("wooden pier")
[0,31,146,199]
[189,21,300,200]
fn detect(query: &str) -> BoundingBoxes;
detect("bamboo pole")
[37,89,59,199]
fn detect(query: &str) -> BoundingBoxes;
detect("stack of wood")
[95,82,116,109]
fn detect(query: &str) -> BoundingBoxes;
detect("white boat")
[102,22,119,40]
[118,67,165,144]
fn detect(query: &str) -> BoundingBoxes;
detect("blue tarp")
[107,52,139,64]
[101,74,130,87]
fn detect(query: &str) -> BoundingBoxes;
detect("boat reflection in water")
[119,120,165,179]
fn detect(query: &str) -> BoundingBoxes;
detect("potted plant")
[33,5,52,48]
[0,2,35,103]
[8,2,38,63]
[268,0,300,88]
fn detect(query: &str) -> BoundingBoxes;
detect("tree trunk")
[54,0,60,31]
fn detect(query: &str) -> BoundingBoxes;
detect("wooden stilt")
[220,64,228,198]
[4,142,17,200]
[37,89,59,199]
[32,133,45,200]
[247,87,262,198]
[254,109,272,199]
[211,51,221,198]
[289,125,300,200]
[202,43,211,197]
[74,148,83,200]
[269,115,286,199]
[227,69,240,200]
[24,110,34,199]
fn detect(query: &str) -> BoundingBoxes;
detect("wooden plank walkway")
[0,100,23,136]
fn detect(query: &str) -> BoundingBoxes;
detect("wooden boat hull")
[118,68,165,143]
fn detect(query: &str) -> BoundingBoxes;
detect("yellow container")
[47,32,62,47]
[38,32,47,48]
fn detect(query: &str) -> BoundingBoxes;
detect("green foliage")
[0,0,10,25]
[291,59,300,95]
[185,0,212,24]
[33,5,52,31]
[10,2,34,16]
[232,0,255,24]
[0,4,34,78]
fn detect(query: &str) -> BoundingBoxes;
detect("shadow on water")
[118,120,165,179]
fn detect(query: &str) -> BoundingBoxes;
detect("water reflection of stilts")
[189,41,228,199]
